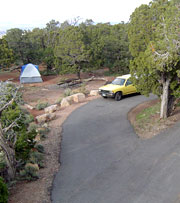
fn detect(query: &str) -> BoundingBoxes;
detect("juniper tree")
[0,39,14,69]
[128,0,180,118]
[54,26,89,79]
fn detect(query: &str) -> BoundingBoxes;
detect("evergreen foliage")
[0,86,36,161]
[4,20,131,75]
[0,39,14,69]
[55,26,90,79]
[128,0,180,118]
[0,177,8,203]
[0,82,37,180]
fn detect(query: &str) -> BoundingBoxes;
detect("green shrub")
[72,84,89,95]
[28,123,38,132]
[0,100,37,162]
[29,151,44,168]
[15,129,36,161]
[0,82,39,178]
[78,84,89,95]
[0,177,8,203]
[24,114,34,124]
[1,104,22,130]
[19,163,39,181]
[63,88,73,97]
[34,144,44,153]
[37,127,50,140]
[35,102,49,110]
[56,96,63,105]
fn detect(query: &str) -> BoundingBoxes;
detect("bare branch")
[0,86,19,113]
[3,114,22,133]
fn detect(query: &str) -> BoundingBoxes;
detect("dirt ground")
[128,99,180,139]
[1,71,180,202]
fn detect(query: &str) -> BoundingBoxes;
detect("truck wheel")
[115,92,122,101]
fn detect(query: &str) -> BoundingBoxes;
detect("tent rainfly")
[20,63,43,83]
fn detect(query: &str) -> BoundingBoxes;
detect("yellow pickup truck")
[99,74,137,101]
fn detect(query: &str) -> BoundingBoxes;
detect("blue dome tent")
[20,64,43,83]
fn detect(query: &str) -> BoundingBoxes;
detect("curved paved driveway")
[52,95,180,203]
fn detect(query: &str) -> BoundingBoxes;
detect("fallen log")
[92,77,108,82]
[57,78,79,85]
[57,76,108,88]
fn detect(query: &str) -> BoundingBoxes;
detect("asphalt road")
[52,94,180,203]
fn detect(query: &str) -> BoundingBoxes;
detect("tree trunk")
[77,68,81,80]
[167,94,175,116]
[160,78,170,119]
[0,131,16,180]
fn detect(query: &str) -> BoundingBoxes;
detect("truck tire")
[115,92,122,101]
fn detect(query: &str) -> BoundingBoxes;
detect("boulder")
[90,90,99,96]
[48,113,56,121]
[36,114,49,123]
[44,104,59,114]
[72,93,85,103]
[36,113,56,123]
[61,96,73,108]
[24,104,34,110]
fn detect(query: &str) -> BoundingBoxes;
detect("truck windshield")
[111,78,125,86]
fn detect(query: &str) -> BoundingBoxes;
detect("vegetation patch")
[132,99,180,139]
[0,177,9,203]
[72,84,90,96]
[136,102,160,126]
[35,101,49,110]
[63,88,73,97]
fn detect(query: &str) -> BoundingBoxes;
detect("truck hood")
[99,84,122,91]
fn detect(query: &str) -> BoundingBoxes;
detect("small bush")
[28,123,38,132]
[19,163,39,181]
[15,129,36,161]
[63,88,73,97]
[24,114,34,124]
[36,102,49,110]
[56,97,63,105]
[72,84,89,95]
[79,84,89,95]
[29,151,44,168]
[0,177,8,203]
[34,144,45,153]
[37,127,50,139]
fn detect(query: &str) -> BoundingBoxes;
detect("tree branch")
[2,114,21,133]
[0,87,19,113]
